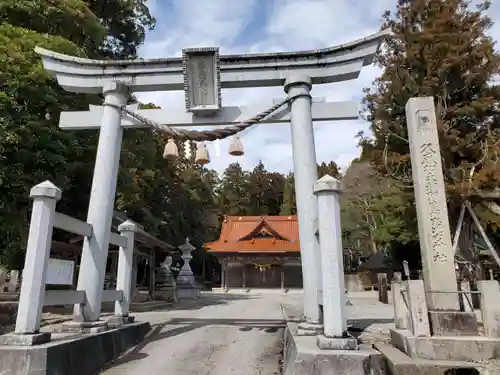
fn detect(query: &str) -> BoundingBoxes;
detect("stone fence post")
[15,181,61,337]
[477,281,500,338]
[0,268,6,292]
[406,279,430,337]
[378,273,389,304]
[392,280,409,329]
[8,270,20,293]
[313,175,351,347]
[114,220,138,320]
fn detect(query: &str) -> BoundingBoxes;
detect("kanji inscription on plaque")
[182,47,221,115]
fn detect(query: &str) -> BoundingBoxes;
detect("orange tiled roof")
[204,215,300,253]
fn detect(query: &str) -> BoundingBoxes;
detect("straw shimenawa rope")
[105,93,310,141]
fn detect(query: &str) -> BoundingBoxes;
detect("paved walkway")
[100,290,395,375]
[100,292,299,375]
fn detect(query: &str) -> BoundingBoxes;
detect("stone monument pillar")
[406,97,459,311]
[176,238,200,300]
[406,97,477,335]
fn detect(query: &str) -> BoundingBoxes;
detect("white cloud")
[136,0,389,175]
[140,0,258,58]
[136,0,498,175]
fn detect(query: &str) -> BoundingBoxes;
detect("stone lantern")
[176,238,200,299]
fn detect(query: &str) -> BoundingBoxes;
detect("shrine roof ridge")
[224,215,297,221]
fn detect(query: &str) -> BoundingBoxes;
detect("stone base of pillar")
[61,320,108,334]
[284,322,384,375]
[428,310,479,336]
[316,335,358,350]
[154,285,177,303]
[106,315,135,328]
[297,322,323,336]
[390,328,500,362]
[176,283,200,300]
[0,331,51,346]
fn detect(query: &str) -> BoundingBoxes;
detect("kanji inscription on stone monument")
[406,97,459,311]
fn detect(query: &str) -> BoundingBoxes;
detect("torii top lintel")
[34,29,390,95]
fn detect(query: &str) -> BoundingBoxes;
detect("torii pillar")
[35,30,388,323]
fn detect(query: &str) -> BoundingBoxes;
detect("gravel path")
[100,292,296,375]
[99,290,395,374]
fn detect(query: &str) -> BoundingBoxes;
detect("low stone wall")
[0,321,151,375]
[0,302,17,333]
[153,286,177,302]
[0,269,20,293]
[0,287,176,333]
[345,274,365,292]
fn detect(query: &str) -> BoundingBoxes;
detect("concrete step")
[374,343,482,375]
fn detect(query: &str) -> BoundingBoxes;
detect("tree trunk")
[458,215,475,263]
[370,236,377,254]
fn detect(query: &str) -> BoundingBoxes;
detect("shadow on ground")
[100,316,285,371]
[172,293,259,311]
[44,293,257,318]
[347,318,395,339]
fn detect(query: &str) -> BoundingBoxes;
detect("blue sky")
[136,0,500,175]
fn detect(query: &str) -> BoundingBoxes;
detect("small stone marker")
[406,279,430,337]
[477,281,500,338]
[392,280,409,329]
[406,97,459,311]
[377,273,389,304]
[8,270,20,292]
[460,280,473,312]
[403,261,410,279]
[0,268,6,292]
[393,271,403,283]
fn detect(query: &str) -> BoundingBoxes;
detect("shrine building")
[204,216,302,290]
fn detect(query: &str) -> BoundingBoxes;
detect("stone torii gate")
[35,29,389,325]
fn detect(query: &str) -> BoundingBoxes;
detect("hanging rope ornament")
[163,139,179,160]
[195,142,210,165]
[229,134,244,156]
[107,93,310,142]
[104,93,310,165]
[249,262,274,271]
[214,139,221,157]
[183,140,192,160]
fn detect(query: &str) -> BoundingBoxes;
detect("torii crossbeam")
[59,100,359,130]
[35,29,389,326]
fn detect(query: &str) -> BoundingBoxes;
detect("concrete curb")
[0,321,151,375]
[374,342,483,375]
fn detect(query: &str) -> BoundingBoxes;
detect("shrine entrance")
[205,215,303,290]
[35,29,388,324]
